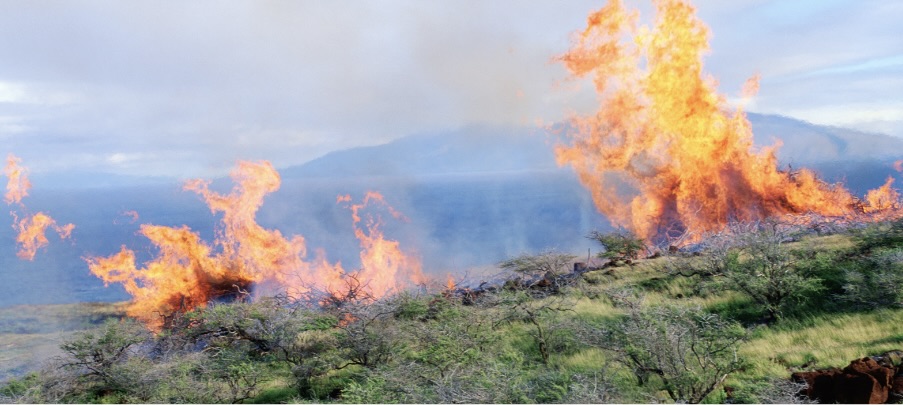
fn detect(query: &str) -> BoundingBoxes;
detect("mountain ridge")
[282,113,903,180]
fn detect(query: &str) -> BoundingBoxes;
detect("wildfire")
[88,162,425,329]
[339,192,425,298]
[556,0,900,243]
[4,154,74,260]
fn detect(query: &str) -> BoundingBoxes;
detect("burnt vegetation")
[3,218,903,403]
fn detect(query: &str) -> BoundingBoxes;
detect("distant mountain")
[282,114,903,180]
[747,113,903,165]
[281,125,558,179]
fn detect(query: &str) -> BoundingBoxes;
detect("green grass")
[740,308,903,375]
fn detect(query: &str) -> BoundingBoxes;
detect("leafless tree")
[580,289,746,403]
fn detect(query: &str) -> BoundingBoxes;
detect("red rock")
[792,352,902,404]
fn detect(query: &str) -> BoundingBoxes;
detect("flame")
[864,177,900,213]
[87,162,426,329]
[446,274,456,291]
[340,191,425,297]
[13,212,75,260]
[4,154,30,205]
[894,160,903,173]
[4,154,75,260]
[556,0,898,243]
[87,161,347,329]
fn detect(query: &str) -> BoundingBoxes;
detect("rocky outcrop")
[791,351,903,404]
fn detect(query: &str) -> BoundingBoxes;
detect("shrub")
[840,248,903,309]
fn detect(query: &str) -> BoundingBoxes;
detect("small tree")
[721,226,823,321]
[492,289,578,365]
[583,290,746,403]
[588,230,645,265]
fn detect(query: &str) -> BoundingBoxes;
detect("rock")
[792,351,903,403]
[792,368,841,403]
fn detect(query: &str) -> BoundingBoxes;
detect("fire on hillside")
[2,0,902,331]
[84,162,425,330]
[555,0,901,245]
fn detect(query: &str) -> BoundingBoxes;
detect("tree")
[583,290,746,403]
[493,288,578,365]
[721,225,823,321]
[588,230,645,265]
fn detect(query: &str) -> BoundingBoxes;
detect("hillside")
[3,219,902,403]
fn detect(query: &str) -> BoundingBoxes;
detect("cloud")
[0,0,899,178]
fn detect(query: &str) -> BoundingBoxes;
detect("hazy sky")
[0,0,900,178]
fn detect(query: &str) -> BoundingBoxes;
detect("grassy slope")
[3,231,901,403]
[551,232,903,402]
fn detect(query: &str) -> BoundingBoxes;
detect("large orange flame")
[339,192,425,297]
[556,0,899,243]
[4,154,74,260]
[87,161,345,328]
[88,162,426,329]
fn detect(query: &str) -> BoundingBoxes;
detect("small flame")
[894,160,903,173]
[13,212,74,260]
[556,0,899,243]
[4,154,31,205]
[446,274,456,291]
[4,154,74,260]
[340,191,425,297]
[863,177,900,213]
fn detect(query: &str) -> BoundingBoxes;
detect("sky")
[0,0,900,179]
